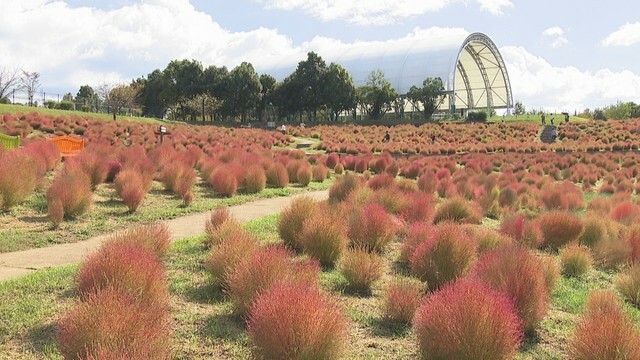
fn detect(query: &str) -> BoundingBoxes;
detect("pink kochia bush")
[226,246,320,315]
[536,211,584,250]
[278,196,318,252]
[0,150,41,210]
[474,245,551,333]
[413,279,523,360]
[209,166,238,197]
[348,202,399,253]
[410,222,477,290]
[382,278,424,324]
[47,165,93,227]
[299,211,349,267]
[114,169,148,212]
[569,290,640,360]
[247,281,347,360]
[56,288,171,360]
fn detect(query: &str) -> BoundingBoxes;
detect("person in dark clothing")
[383,131,390,143]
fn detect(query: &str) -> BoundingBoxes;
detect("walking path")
[0,190,329,282]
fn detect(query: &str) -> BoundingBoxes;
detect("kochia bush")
[247,281,347,360]
[382,278,423,324]
[278,196,318,252]
[339,248,384,293]
[413,279,522,360]
[299,211,349,267]
[536,211,584,250]
[348,202,399,253]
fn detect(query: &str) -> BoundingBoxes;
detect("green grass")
[0,103,164,124]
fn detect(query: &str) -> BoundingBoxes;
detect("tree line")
[1,52,446,123]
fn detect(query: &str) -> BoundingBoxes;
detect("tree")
[181,93,222,122]
[356,70,397,120]
[323,63,356,121]
[62,92,74,102]
[258,74,277,121]
[0,67,20,101]
[291,52,328,119]
[137,69,174,118]
[21,70,40,106]
[76,85,98,112]
[407,77,444,120]
[223,62,261,122]
[163,59,204,120]
[514,101,525,115]
[100,83,141,120]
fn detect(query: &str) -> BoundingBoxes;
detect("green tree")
[323,63,356,121]
[76,85,98,112]
[163,59,204,120]
[100,83,141,121]
[514,101,525,115]
[136,69,174,118]
[182,93,222,122]
[356,70,397,120]
[224,62,261,122]
[258,74,277,121]
[407,77,444,120]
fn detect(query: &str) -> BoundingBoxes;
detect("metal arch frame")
[450,33,514,114]
[456,61,473,108]
[465,45,494,109]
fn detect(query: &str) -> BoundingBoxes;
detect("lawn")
[2,214,639,359]
[0,104,164,124]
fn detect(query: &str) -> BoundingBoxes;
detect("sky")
[1,0,640,113]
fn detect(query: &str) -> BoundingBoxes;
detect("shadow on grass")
[185,281,226,304]
[25,322,58,357]
[369,317,412,338]
[18,215,49,224]
[199,313,246,342]
[520,330,542,353]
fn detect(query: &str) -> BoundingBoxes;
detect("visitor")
[550,114,555,124]
[300,122,305,128]
[565,113,570,123]
[383,130,391,143]
[551,127,557,141]
[281,124,286,135]
[541,113,546,125]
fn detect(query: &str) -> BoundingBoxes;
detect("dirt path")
[0,190,329,282]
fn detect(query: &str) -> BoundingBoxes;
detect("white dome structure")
[266,32,513,115]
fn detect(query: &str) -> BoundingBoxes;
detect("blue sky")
[1,0,640,112]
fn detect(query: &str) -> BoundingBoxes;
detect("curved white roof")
[267,32,513,111]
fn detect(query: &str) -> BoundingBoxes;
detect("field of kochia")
[3,110,640,359]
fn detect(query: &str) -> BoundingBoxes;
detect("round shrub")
[466,225,513,253]
[348,203,399,253]
[382,278,423,324]
[328,173,360,203]
[579,216,609,248]
[339,248,384,293]
[334,163,344,175]
[107,222,171,258]
[399,221,433,264]
[299,211,349,267]
[114,168,147,212]
[569,290,640,360]
[226,246,320,315]
[205,207,231,241]
[417,173,437,194]
[296,165,312,187]
[560,244,593,277]
[266,162,289,188]
[368,174,395,190]
[433,197,482,225]
[536,211,584,250]
[278,196,318,252]
[56,288,171,360]
[413,279,522,360]
[615,264,640,306]
[245,166,267,194]
[209,167,238,197]
[247,281,347,360]
[610,201,640,225]
[0,151,41,210]
[474,245,550,333]
[47,167,93,222]
[410,222,477,290]
[205,218,244,248]
[75,242,168,306]
[205,231,258,286]
[312,164,329,182]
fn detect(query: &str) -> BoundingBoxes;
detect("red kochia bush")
[382,278,424,324]
[299,210,349,267]
[328,173,361,203]
[278,196,318,252]
[339,248,384,292]
[204,207,230,241]
[47,167,93,225]
[474,245,550,333]
[226,246,320,315]
[0,150,41,210]
[433,197,482,225]
[75,242,168,306]
[56,288,170,360]
[266,162,289,188]
[296,165,312,186]
[244,165,267,193]
[247,281,347,360]
[348,203,399,253]
[610,201,640,225]
[209,167,238,197]
[410,222,477,290]
[569,290,640,360]
[500,213,543,249]
[205,230,258,286]
[70,151,109,190]
[114,169,147,212]
[399,221,433,263]
[536,211,584,250]
[413,279,523,360]
[107,222,171,258]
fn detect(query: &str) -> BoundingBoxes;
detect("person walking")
[541,113,546,125]
[383,130,391,143]
[280,124,286,135]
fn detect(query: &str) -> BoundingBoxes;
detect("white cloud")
[501,46,640,112]
[602,22,640,47]
[255,0,513,25]
[476,0,514,16]
[542,26,568,48]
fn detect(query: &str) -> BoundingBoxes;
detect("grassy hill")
[0,104,164,124]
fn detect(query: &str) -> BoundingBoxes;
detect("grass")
[5,212,639,359]
[0,104,164,124]
[0,175,331,253]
